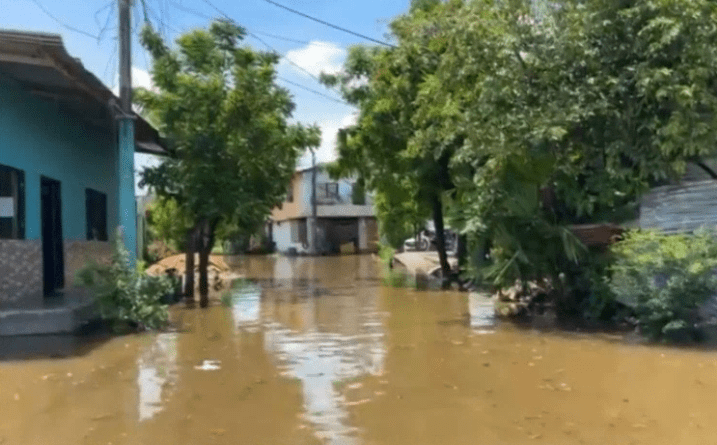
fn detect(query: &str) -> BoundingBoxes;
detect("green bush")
[609,229,717,341]
[76,229,175,331]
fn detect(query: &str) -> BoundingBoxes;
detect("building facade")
[270,165,378,255]
[0,30,164,307]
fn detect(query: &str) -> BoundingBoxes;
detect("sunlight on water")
[137,333,178,421]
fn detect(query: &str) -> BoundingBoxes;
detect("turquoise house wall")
[0,77,118,241]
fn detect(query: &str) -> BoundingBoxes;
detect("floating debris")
[194,360,221,371]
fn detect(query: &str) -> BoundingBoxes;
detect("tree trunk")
[457,233,467,270]
[432,194,451,288]
[198,218,218,308]
[184,227,196,305]
[198,246,210,308]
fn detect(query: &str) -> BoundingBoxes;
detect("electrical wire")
[183,1,336,86]
[277,76,349,105]
[247,33,322,82]
[164,0,351,105]
[94,0,115,41]
[251,30,310,45]
[173,1,310,45]
[262,0,395,47]
[29,0,101,40]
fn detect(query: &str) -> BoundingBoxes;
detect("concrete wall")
[0,77,119,303]
[271,174,306,222]
[272,219,310,254]
[0,77,119,240]
[64,240,113,288]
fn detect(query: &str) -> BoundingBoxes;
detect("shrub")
[76,229,175,331]
[609,229,717,341]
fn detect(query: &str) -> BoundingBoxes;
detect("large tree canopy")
[326,0,717,300]
[136,20,320,306]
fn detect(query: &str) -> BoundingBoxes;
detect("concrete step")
[0,290,99,336]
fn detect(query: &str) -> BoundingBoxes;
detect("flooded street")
[3,255,717,444]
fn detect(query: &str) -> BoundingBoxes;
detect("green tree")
[327,0,717,311]
[145,196,192,251]
[136,20,320,307]
[323,0,461,281]
[432,0,717,306]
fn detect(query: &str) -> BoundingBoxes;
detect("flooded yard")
[2,255,717,444]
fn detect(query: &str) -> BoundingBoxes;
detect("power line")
[30,0,101,40]
[262,0,395,48]
[247,33,321,82]
[199,0,229,20]
[170,2,309,45]
[103,39,118,89]
[171,1,212,20]
[171,1,334,84]
[94,1,115,41]
[252,30,310,45]
[277,76,349,105]
[146,2,183,36]
[166,0,351,105]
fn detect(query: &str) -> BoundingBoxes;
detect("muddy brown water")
[2,255,717,444]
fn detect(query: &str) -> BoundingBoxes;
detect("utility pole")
[118,0,137,266]
[309,148,318,255]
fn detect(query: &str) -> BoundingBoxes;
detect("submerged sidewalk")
[0,289,98,336]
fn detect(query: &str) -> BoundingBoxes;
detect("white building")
[269,164,378,255]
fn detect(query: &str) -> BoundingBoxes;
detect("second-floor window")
[317,182,339,202]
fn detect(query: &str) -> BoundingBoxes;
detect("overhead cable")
[262,0,396,48]
[30,0,101,40]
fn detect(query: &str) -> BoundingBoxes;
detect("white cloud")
[112,66,154,96]
[132,66,154,90]
[283,41,346,78]
[298,111,358,169]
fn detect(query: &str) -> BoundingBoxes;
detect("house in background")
[270,164,378,255]
[0,30,165,328]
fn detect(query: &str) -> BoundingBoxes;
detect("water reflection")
[227,261,387,445]
[11,255,717,445]
[137,333,178,421]
[469,292,496,333]
[231,282,262,332]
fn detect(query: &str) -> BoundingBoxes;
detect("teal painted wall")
[0,77,118,241]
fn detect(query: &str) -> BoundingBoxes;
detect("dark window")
[286,182,294,203]
[86,189,107,241]
[318,182,340,203]
[291,219,307,244]
[0,164,25,239]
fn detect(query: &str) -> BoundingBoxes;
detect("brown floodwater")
[2,255,717,444]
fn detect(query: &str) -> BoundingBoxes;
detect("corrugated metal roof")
[640,180,717,233]
[0,29,166,155]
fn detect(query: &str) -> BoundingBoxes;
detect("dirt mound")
[146,254,230,277]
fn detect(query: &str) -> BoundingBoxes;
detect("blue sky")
[0,0,410,192]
